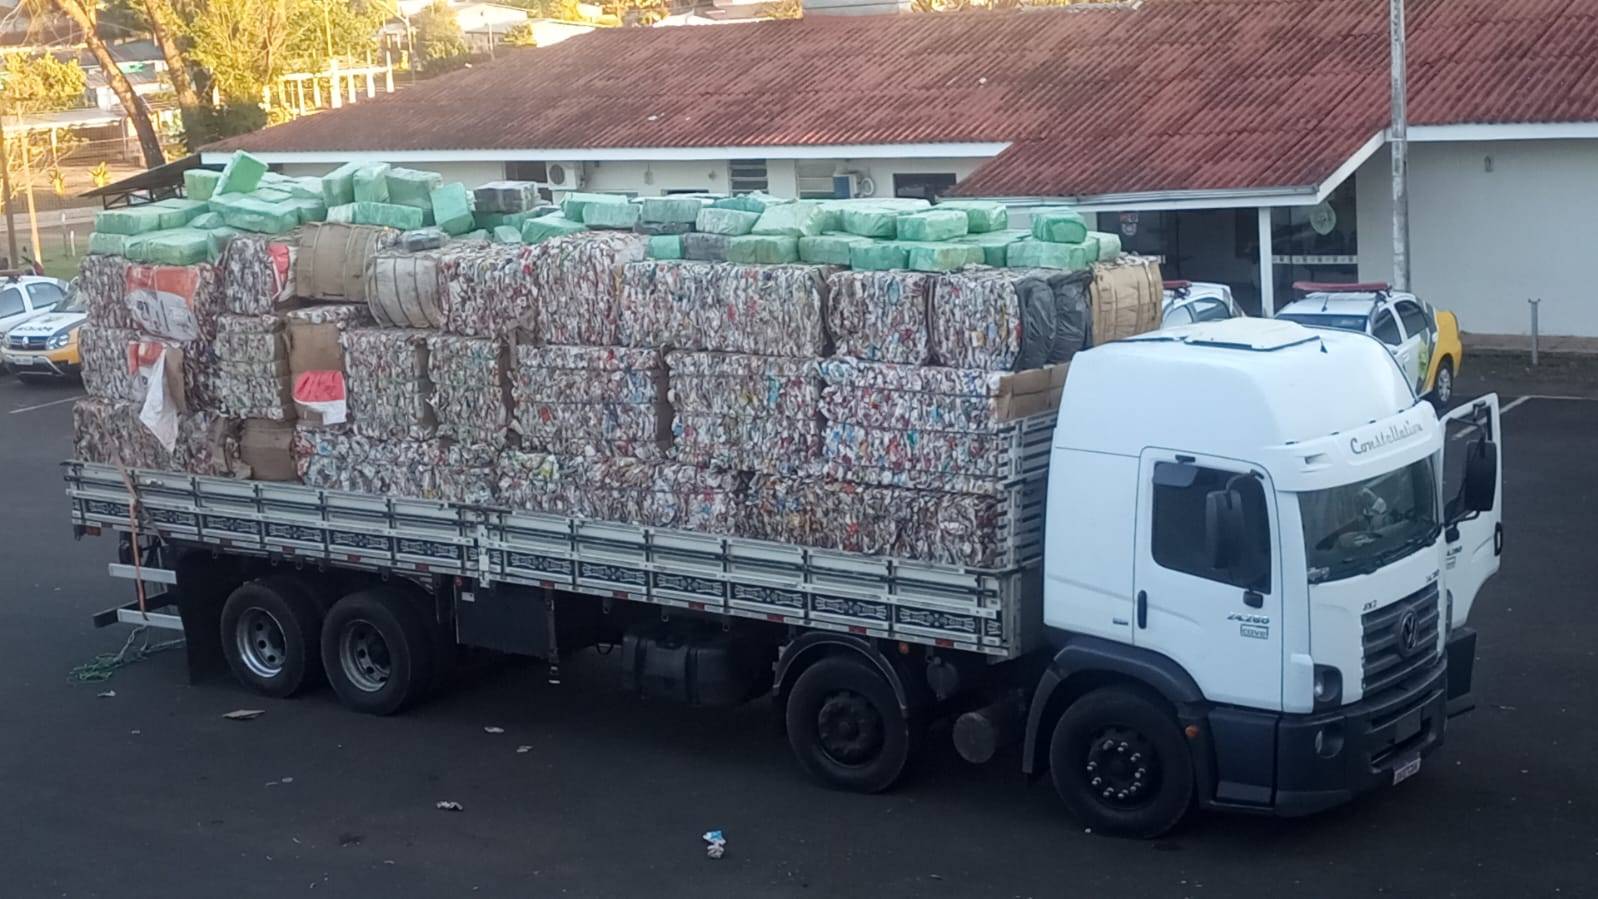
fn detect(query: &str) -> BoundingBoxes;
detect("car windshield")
[55,284,87,314]
[1300,458,1439,583]
[1278,313,1368,332]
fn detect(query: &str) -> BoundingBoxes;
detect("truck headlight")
[47,331,73,349]
[1313,664,1343,710]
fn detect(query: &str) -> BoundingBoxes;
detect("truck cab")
[1033,318,1500,834]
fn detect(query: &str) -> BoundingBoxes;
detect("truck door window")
[1395,300,1430,339]
[1152,465,1271,590]
[0,286,23,318]
[1371,308,1402,345]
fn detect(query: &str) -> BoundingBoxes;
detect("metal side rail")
[93,563,182,631]
[65,460,1048,658]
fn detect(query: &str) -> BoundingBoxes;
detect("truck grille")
[1362,583,1440,698]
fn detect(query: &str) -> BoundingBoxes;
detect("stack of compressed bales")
[667,352,820,473]
[496,453,743,533]
[426,334,510,445]
[510,346,668,458]
[341,328,435,439]
[214,313,292,420]
[826,270,937,364]
[616,262,829,356]
[294,430,495,505]
[527,231,648,345]
[73,398,244,476]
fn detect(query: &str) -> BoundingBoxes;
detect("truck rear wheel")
[219,575,324,698]
[1048,685,1193,838]
[320,588,435,716]
[785,656,918,794]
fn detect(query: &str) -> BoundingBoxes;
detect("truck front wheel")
[1048,685,1193,838]
[785,656,919,794]
[219,576,324,698]
[320,588,436,716]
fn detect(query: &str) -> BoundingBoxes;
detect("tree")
[1,53,87,261]
[141,0,202,114]
[185,0,387,103]
[43,0,166,166]
[766,0,803,18]
[602,0,668,26]
[413,0,470,76]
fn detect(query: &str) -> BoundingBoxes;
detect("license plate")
[9,354,35,365]
[1392,755,1422,786]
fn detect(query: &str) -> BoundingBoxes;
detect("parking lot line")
[10,394,84,415]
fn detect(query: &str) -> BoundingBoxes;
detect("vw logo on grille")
[1398,610,1420,655]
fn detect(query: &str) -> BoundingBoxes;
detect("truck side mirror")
[1205,489,1243,570]
[1462,439,1498,514]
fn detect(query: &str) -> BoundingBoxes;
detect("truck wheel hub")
[816,691,883,765]
[237,607,288,679]
[1084,726,1157,807]
[339,621,392,692]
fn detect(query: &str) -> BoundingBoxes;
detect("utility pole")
[0,106,18,268]
[19,110,41,264]
[1390,0,1411,291]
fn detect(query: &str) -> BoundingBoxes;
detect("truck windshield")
[1277,313,1367,332]
[1300,458,1439,583]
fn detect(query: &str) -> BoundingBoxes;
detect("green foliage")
[502,0,585,19]
[1,52,88,115]
[503,22,538,46]
[181,103,270,151]
[185,0,388,103]
[414,0,471,76]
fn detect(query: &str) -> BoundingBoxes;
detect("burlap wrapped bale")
[364,250,446,329]
[294,223,397,304]
[511,345,667,458]
[342,328,435,439]
[426,334,509,446]
[526,231,647,345]
[616,262,830,357]
[826,269,935,364]
[667,352,820,473]
[1090,255,1164,343]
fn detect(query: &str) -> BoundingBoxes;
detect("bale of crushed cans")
[666,351,820,473]
[526,231,647,345]
[341,328,435,439]
[218,234,297,315]
[78,254,137,330]
[425,334,509,446]
[826,270,936,364]
[73,397,244,476]
[294,429,496,505]
[215,313,293,420]
[617,262,830,356]
[497,452,743,533]
[510,345,668,458]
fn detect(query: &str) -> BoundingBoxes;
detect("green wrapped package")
[476,209,536,230]
[95,205,167,235]
[430,182,476,235]
[935,201,1008,233]
[582,201,641,229]
[492,225,523,244]
[150,198,210,229]
[839,206,901,238]
[207,226,242,261]
[1030,210,1090,244]
[188,211,224,230]
[284,177,324,200]
[899,241,982,272]
[353,163,391,203]
[387,167,443,209]
[798,233,873,266]
[726,234,799,264]
[325,201,423,230]
[217,197,302,233]
[87,232,127,255]
[124,228,210,265]
[1006,238,1095,270]
[521,213,587,244]
[952,230,1026,266]
[895,209,969,242]
[1088,230,1122,261]
[712,192,792,214]
[561,192,628,223]
[291,197,328,224]
[641,196,703,225]
[321,161,362,206]
[251,187,294,204]
[752,202,825,237]
[695,207,758,236]
[850,242,910,271]
[647,234,683,259]
[462,229,490,242]
[215,150,268,195]
[184,168,221,201]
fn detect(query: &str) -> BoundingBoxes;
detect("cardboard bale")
[240,419,298,480]
[1089,255,1163,343]
[364,250,446,329]
[284,303,371,375]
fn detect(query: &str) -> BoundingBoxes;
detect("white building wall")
[278,161,508,187]
[1358,139,1598,337]
[581,160,730,196]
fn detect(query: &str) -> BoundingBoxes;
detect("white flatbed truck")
[65,319,1503,837]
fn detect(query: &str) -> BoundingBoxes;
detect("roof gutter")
[198,142,1011,166]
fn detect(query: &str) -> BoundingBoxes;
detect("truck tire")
[219,576,324,698]
[784,656,919,794]
[320,588,436,716]
[1048,685,1194,838]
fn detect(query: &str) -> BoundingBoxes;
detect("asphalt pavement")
[1,371,1595,899]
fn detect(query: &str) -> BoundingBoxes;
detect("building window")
[729,160,769,193]
[796,161,837,199]
[893,173,957,201]
[506,161,548,182]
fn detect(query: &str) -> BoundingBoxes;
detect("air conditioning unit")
[545,161,584,191]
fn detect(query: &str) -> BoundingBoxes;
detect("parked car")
[1277,282,1462,405]
[0,271,69,335]
[1161,280,1245,328]
[2,277,83,379]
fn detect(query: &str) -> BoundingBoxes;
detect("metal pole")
[1390,0,1411,291]
[0,104,18,268]
[1529,298,1541,366]
[18,112,41,264]
[1257,206,1275,318]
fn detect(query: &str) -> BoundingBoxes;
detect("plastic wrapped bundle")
[825,270,935,364]
[743,476,1002,568]
[342,328,435,439]
[185,168,221,202]
[79,325,145,402]
[521,214,586,244]
[667,352,820,473]
[616,262,829,357]
[712,193,791,214]
[474,181,540,214]
[935,201,1008,234]
[1030,210,1090,244]
[364,250,446,329]
[526,231,647,345]
[78,255,136,329]
[220,234,297,315]
[641,196,703,225]
[386,168,443,210]
[896,210,969,242]
[426,334,509,446]
[511,345,667,458]
[1006,238,1094,271]
[798,233,872,266]
[561,192,629,223]
[647,235,682,259]
[681,232,730,262]
[839,206,902,239]
[73,398,244,477]
[497,453,743,533]
[437,242,535,338]
[124,229,210,265]
[695,207,758,236]
[215,314,293,420]
[930,269,1056,371]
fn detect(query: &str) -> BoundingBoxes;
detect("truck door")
[1133,452,1283,710]
[1440,395,1503,628]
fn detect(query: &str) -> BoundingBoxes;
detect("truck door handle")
[1244,590,1264,609]
[1136,591,1147,629]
